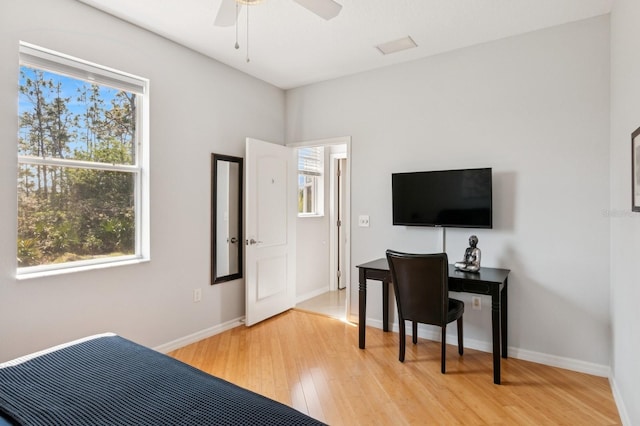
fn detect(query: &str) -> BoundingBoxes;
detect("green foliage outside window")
[18,66,137,268]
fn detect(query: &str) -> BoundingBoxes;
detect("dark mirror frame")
[211,153,243,284]
[632,126,640,212]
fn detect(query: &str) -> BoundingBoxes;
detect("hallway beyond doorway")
[296,290,346,320]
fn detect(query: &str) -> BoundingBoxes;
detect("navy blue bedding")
[0,335,325,426]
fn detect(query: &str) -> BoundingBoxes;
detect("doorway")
[290,137,351,321]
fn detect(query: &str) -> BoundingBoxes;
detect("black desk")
[356,258,510,384]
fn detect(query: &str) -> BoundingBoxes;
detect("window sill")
[16,257,150,281]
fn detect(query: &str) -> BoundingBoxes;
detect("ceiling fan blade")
[292,0,342,20]
[214,0,241,27]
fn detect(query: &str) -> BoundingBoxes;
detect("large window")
[17,43,149,275]
[297,146,324,216]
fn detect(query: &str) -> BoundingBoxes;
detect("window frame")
[16,42,150,278]
[297,146,324,217]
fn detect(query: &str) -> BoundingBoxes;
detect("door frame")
[287,136,352,321]
[329,154,347,292]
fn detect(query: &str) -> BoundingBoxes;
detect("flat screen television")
[392,167,492,228]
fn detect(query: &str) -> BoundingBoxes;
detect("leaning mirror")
[211,153,243,284]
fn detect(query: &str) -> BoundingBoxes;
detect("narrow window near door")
[297,146,324,216]
[17,42,150,276]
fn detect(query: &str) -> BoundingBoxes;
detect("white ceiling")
[76,0,613,90]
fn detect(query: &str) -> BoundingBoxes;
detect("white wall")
[286,16,611,369]
[0,0,284,362]
[610,0,640,423]
[296,213,330,300]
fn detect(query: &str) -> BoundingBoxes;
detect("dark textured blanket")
[0,335,325,426]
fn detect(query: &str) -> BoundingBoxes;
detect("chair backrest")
[386,250,449,327]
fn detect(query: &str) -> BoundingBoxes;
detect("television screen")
[392,168,492,228]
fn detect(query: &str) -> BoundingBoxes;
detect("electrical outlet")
[358,215,370,227]
[472,296,481,310]
[193,288,202,303]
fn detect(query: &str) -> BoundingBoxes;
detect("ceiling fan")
[214,0,343,27]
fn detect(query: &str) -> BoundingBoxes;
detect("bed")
[0,333,325,425]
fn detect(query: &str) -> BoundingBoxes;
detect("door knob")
[229,237,238,244]
[246,238,263,245]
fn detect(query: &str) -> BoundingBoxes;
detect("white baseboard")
[508,346,610,377]
[365,317,610,377]
[153,317,245,354]
[609,376,631,425]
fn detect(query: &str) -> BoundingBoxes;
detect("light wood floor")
[168,310,621,425]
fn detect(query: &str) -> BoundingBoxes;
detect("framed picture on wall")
[633,126,640,212]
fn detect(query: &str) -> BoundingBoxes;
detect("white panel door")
[245,138,296,326]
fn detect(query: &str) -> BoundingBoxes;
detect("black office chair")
[386,250,464,373]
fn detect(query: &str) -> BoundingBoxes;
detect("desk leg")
[358,268,367,349]
[502,278,508,359]
[382,278,389,332]
[491,291,501,385]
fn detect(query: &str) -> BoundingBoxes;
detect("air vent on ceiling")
[376,36,418,55]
